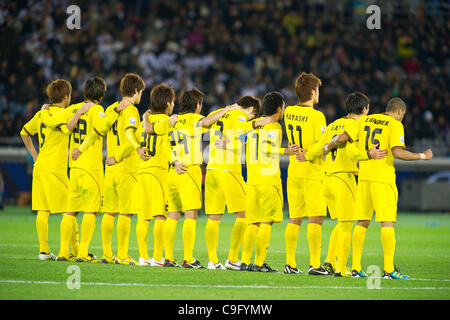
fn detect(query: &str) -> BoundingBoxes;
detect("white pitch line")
[0,279,448,291]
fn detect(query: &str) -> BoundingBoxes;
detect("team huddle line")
[20,72,432,278]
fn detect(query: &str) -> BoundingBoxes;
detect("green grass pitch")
[0,206,449,300]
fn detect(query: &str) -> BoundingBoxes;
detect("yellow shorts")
[246,184,283,224]
[103,170,138,214]
[324,172,357,221]
[32,166,69,213]
[204,169,246,215]
[168,165,202,213]
[354,180,398,222]
[67,168,104,213]
[286,176,326,218]
[134,168,168,220]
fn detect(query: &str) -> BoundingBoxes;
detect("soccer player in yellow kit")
[90,73,146,265]
[42,77,127,262]
[134,83,178,267]
[297,92,387,276]
[204,95,262,270]
[20,79,88,260]
[239,91,299,272]
[163,89,241,268]
[283,72,329,275]
[323,97,433,279]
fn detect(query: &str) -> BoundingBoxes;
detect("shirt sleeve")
[314,112,327,142]
[21,111,41,136]
[344,118,360,143]
[93,105,120,136]
[305,125,328,161]
[123,106,140,131]
[346,141,369,161]
[389,121,406,149]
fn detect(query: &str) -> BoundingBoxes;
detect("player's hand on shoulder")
[105,157,117,166]
[72,148,82,160]
[225,103,240,111]
[41,103,50,110]
[116,98,132,112]
[169,114,178,127]
[368,144,388,159]
[78,101,95,115]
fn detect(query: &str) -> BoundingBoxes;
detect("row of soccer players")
[21,72,432,278]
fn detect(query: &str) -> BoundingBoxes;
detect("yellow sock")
[163,217,178,262]
[182,218,196,263]
[101,214,115,258]
[326,223,339,266]
[136,217,150,260]
[58,214,76,257]
[205,219,221,263]
[381,227,396,273]
[228,217,247,263]
[36,211,50,253]
[116,215,131,259]
[78,214,96,258]
[284,223,300,268]
[255,224,272,267]
[153,219,165,261]
[70,219,79,256]
[307,222,322,269]
[241,224,259,265]
[336,222,353,273]
[351,224,367,271]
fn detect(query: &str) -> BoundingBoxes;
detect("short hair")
[120,73,146,97]
[262,91,285,116]
[150,83,176,113]
[46,79,72,104]
[84,77,107,103]
[345,92,370,115]
[386,97,407,113]
[236,95,261,116]
[179,88,204,114]
[294,72,322,103]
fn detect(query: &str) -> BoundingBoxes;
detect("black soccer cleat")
[307,265,330,276]
[252,263,279,273]
[283,265,303,274]
[182,259,205,269]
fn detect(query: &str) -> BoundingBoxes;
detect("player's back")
[169,112,206,167]
[207,109,248,172]
[324,117,359,175]
[246,120,282,186]
[347,113,405,184]
[105,102,140,173]
[284,105,326,179]
[24,106,69,174]
[136,113,171,171]
[68,102,105,170]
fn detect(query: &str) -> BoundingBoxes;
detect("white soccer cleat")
[150,257,165,267]
[138,257,152,266]
[207,261,226,270]
[225,259,241,271]
[39,252,56,261]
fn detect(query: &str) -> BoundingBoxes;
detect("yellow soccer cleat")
[116,257,137,266]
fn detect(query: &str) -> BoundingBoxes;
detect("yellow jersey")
[136,113,172,172]
[246,119,282,186]
[345,113,405,184]
[284,105,326,180]
[105,102,140,173]
[169,113,207,166]
[41,101,119,170]
[207,109,253,173]
[20,106,70,174]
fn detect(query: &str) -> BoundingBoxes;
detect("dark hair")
[236,95,261,116]
[345,92,370,115]
[46,79,72,104]
[179,88,204,114]
[150,83,176,113]
[295,72,322,103]
[386,97,407,113]
[120,73,145,97]
[262,91,285,116]
[83,77,107,103]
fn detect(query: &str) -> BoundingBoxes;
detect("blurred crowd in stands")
[0,0,449,154]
